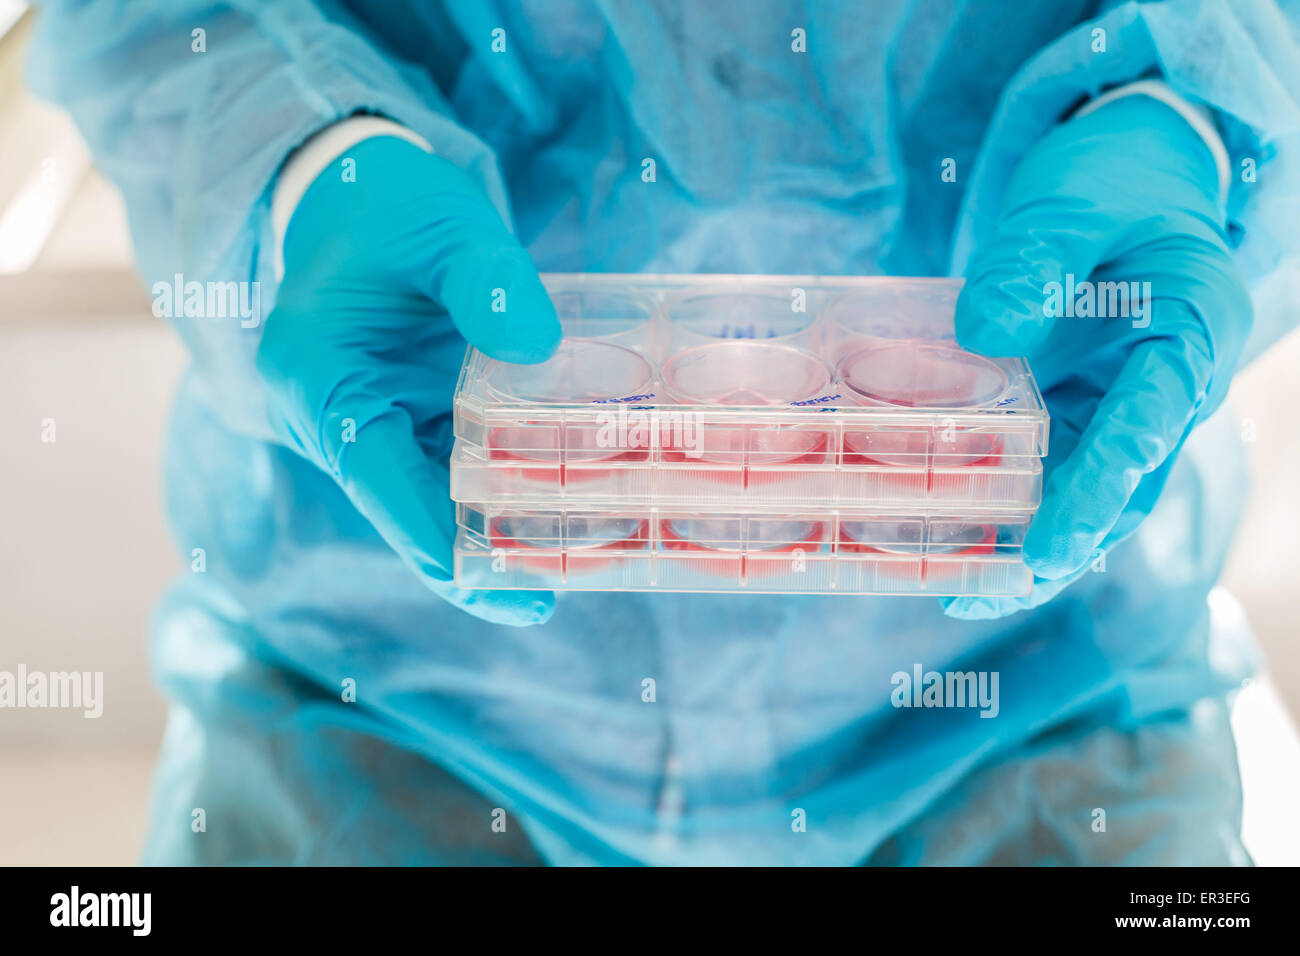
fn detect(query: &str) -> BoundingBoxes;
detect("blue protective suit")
[28,0,1300,865]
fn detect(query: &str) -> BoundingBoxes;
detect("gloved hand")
[945,94,1252,619]
[258,135,561,626]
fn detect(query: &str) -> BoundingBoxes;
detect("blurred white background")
[1,3,1297,866]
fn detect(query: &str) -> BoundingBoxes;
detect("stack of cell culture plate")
[450,274,1049,596]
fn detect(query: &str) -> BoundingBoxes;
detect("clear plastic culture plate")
[451,274,1049,511]
[453,505,1033,596]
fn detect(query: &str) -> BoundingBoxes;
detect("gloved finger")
[946,451,1181,619]
[942,408,1090,620]
[1023,309,1213,580]
[956,199,1122,356]
[941,568,1084,620]
[282,138,561,365]
[335,408,555,627]
[412,161,562,364]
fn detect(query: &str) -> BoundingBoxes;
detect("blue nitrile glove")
[945,95,1252,620]
[258,135,561,626]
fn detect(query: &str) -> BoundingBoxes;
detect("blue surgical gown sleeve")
[950,0,1300,366]
[25,0,513,438]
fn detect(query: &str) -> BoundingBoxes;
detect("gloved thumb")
[410,160,562,364]
[955,201,1112,357]
[429,239,562,364]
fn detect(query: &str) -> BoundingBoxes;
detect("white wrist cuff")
[1072,79,1231,203]
[270,116,434,279]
